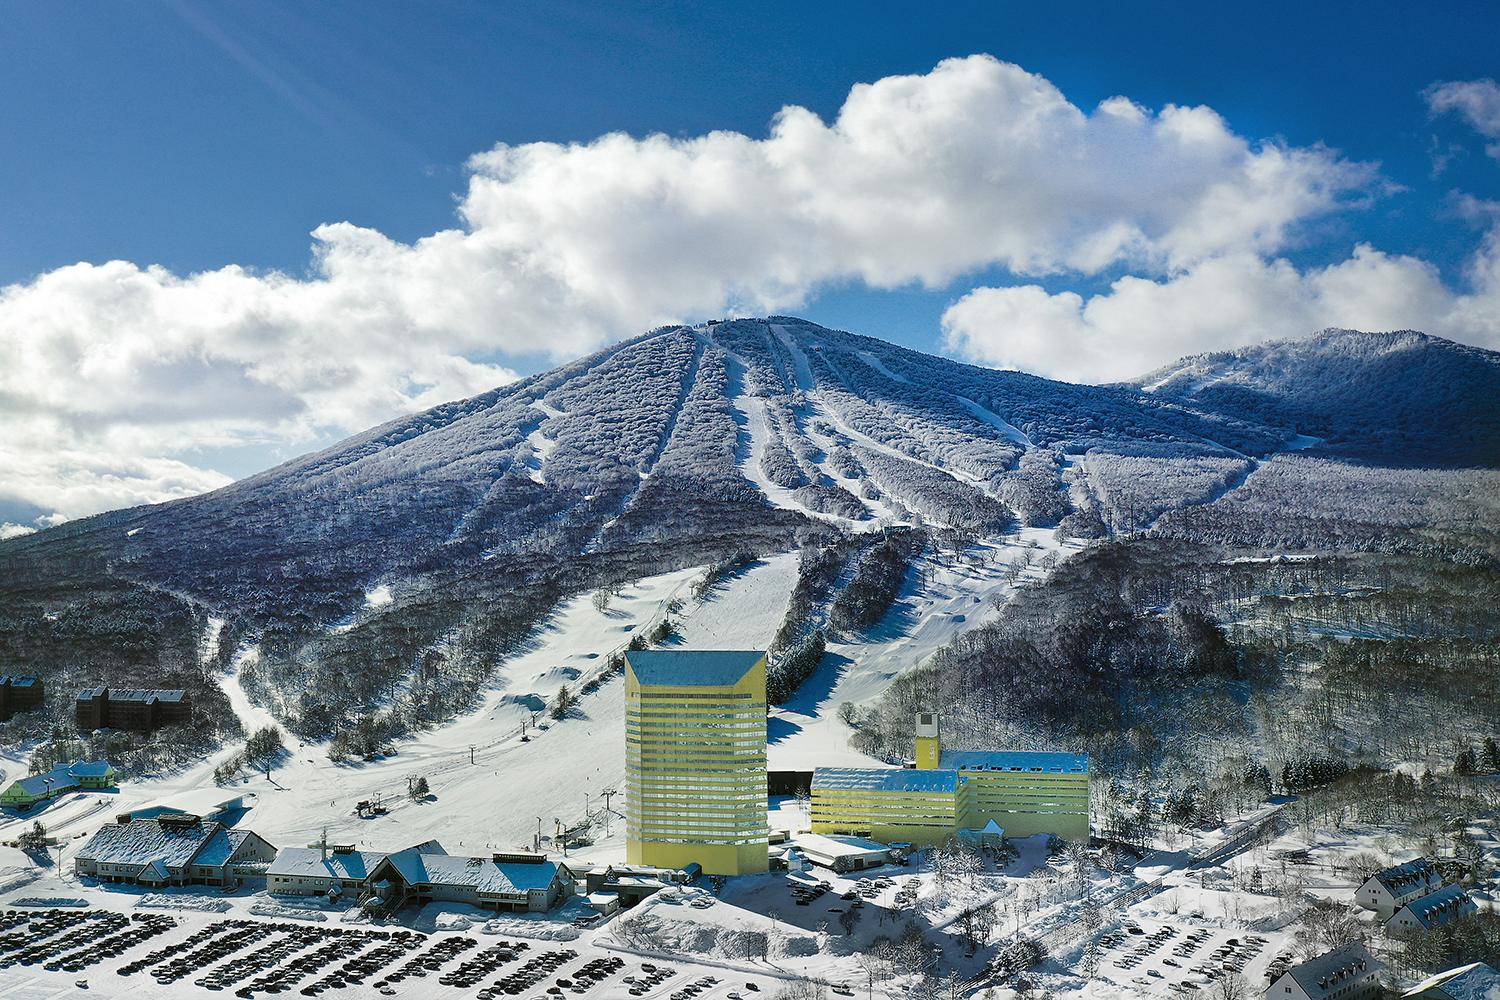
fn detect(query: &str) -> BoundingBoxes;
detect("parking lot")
[0,905,785,1000]
[1094,917,1290,994]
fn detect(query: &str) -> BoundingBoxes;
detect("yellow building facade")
[624,650,769,875]
[810,767,974,847]
[929,714,1089,841]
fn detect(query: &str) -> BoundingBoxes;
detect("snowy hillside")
[0,532,1045,859]
[1,318,1496,756]
[1132,328,1500,466]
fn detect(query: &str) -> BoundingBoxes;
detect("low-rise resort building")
[1268,941,1384,1000]
[267,838,569,914]
[0,674,44,722]
[0,759,117,809]
[568,862,699,910]
[921,712,1090,841]
[368,849,567,913]
[76,686,192,732]
[1386,884,1478,937]
[266,843,403,900]
[74,813,277,888]
[810,767,973,847]
[1356,858,1445,920]
[806,713,1089,850]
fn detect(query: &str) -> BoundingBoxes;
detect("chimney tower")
[914,712,941,770]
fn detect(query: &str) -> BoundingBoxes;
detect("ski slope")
[7,521,1075,878]
[769,526,1077,769]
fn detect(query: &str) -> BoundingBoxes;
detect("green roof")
[625,650,764,687]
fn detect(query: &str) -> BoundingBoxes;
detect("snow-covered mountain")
[1132,328,1500,467]
[2,317,1495,742]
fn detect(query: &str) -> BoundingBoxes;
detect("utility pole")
[601,788,616,837]
[469,744,476,765]
[535,817,543,853]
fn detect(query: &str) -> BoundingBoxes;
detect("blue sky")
[1,1,1498,527]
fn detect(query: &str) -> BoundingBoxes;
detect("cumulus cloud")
[942,229,1500,383]
[0,53,1422,523]
[1426,78,1500,158]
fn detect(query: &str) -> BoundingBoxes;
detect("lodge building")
[76,686,192,731]
[0,674,44,722]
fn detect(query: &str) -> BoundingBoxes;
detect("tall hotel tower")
[623,650,770,875]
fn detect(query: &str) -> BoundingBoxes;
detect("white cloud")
[0,54,1422,523]
[1426,78,1500,159]
[0,523,36,540]
[942,230,1500,383]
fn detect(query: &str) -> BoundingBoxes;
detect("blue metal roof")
[812,767,961,794]
[5,760,113,798]
[625,650,764,687]
[10,766,77,798]
[941,750,1089,774]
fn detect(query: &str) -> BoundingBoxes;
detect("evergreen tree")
[1482,738,1500,774]
[1456,747,1479,776]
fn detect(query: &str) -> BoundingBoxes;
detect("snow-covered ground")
[4,513,1076,863]
[0,471,1089,998]
[770,527,1077,770]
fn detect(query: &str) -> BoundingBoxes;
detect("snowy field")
[770,527,1078,770]
[0,479,1085,998]
[2,510,1067,862]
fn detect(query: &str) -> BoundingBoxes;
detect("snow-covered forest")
[0,316,1496,771]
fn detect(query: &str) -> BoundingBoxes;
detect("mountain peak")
[1133,327,1500,467]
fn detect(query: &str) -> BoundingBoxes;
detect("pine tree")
[1482,737,1500,774]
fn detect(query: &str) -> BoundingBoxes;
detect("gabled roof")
[1284,941,1383,999]
[940,750,1089,773]
[812,767,961,794]
[8,765,79,798]
[267,847,386,881]
[1395,885,1476,929]
[1401,961,1500,1000]
[625,650,764,688]
[76,816,221,871]
[1369,857,1437,895]
[4,760,112,799]
[381,850,560,894]
[195,828,254,868]
[0,674,39,687]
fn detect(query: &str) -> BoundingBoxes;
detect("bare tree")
[1214,973,1254,1000]
[1295,898,1362,954]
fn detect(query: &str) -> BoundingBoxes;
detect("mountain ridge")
[1,317,1495,748]
[1130,327,1500,467]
